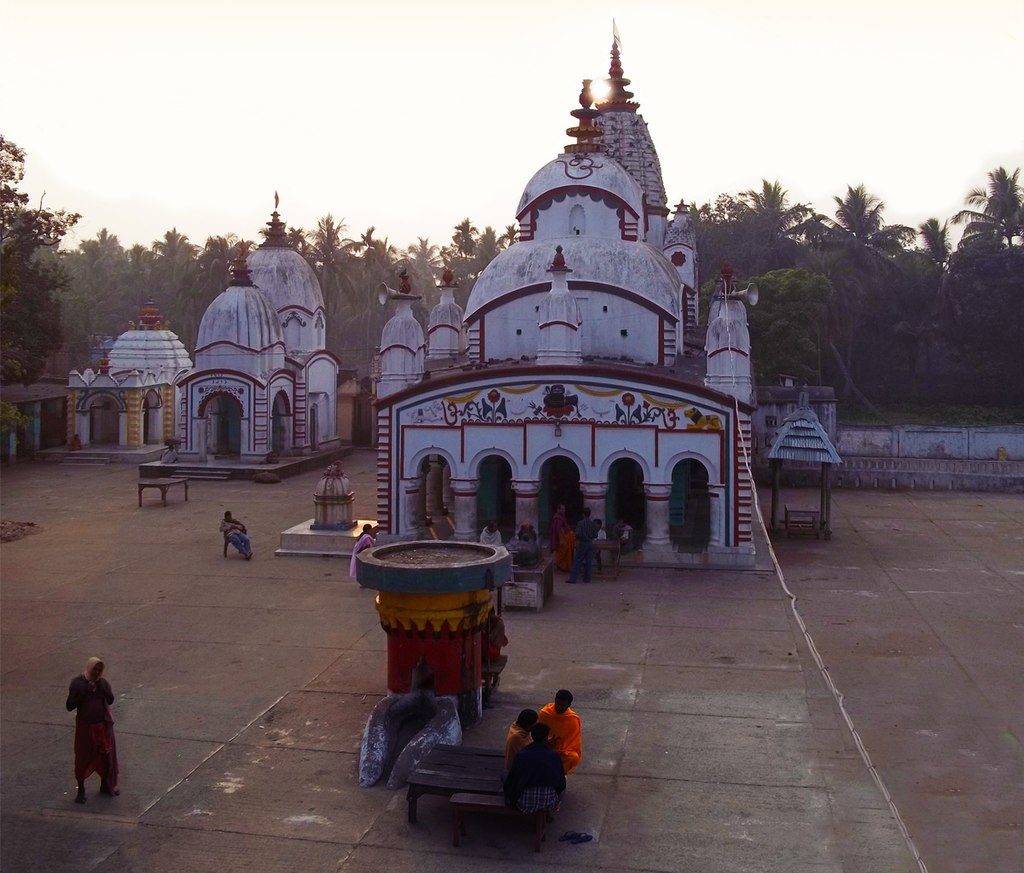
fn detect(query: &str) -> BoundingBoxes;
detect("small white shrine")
[67,301,192,455]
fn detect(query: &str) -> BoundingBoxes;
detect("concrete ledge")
[140,444,353,481]
[275,517,377,558]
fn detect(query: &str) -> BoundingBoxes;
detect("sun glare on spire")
[589,78,610,102]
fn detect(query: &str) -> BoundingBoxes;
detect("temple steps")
[172,467,232,481]
[62,454,113,466]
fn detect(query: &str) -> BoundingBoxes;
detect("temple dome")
[465,236,681,321]
[108,307,192,375]
[516,154,644,221]
[247,245,324,316]
[197,282,283,353]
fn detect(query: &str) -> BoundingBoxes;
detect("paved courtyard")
[0,450,1017,872]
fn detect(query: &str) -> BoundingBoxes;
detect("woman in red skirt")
[65,657,119,803]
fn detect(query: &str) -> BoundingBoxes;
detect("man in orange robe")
[538,689,583,775]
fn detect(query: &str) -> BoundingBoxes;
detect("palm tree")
[918,218,951,269]
[802,185,914,408]
[498,224,518,249]
[739,180,809,268]
[952,166,1023,249]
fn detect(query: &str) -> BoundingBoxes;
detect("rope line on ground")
[733,397,928,873]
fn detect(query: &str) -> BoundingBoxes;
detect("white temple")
[177,204,341,462]
[68,301,192,452]
[373,40,757,566]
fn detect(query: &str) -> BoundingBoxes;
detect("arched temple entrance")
[538,455,583,540]
[203,393,242,457]
[605,457,646,544]
[142,391,162,444]
[476,455,515,536]
[669,458,710,550]
[88,397,119,445]
[271,391,291,455]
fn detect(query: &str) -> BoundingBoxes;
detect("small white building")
[177,205,341,462]
[373,45,757,567]
[67,301,192,450]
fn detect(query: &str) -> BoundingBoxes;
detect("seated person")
[219,511,253,559]
[508,523,541,567]
[614,519,635,553]
[504,708,538,770]
[479,520,503,546]
[503,722,566,813]
[538,689,583,775]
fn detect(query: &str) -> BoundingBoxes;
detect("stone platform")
[140,444,352,481]
[275,518,378,559]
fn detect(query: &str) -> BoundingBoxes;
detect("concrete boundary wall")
[837,425,1024,461]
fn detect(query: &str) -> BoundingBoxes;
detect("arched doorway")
[309,403,319,450]
[271,391,291,454]
[142,391,161,444]
[203,393,242,457]
[476,455,515,537]
[669,459,710,550]
[88,396,120,445]
[538,455,583,539]
[605,457,645,543]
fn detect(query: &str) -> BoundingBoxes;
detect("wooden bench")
[406,744,504,824]
[482,654,507,705]
[784,506,821,539]
[450,792,547,852]
[138,477,188,507]
[593,538,622,577]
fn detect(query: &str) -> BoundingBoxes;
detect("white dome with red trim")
[465,235,680,322]
[516,153,643,222]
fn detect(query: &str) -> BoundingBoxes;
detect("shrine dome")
[247,209,324,317]
[197,259,284,354]
[465,235,681,321]
[107,302,192,374]
[516,153,644,222]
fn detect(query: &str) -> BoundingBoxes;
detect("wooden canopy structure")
[767,396,842,539]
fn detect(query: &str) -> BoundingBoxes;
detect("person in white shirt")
[479,520,504,546]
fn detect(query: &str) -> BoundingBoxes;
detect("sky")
[2,0,1021,251]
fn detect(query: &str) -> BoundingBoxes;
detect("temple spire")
[228,244,253,286]
[600,26,638,112]
[261,191,289,248]
[565,80,602,154]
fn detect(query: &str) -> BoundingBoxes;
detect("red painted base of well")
[385,629,482,698]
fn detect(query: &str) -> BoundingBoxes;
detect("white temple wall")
[531,196,628,242]
[306,355,340,440]
[476,291,665,364]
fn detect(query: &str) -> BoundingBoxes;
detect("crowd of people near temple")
[503,690,583,815]
[482,502,635,582]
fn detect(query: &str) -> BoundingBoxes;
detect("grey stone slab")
[305,650,388,695]
[489,656,642,712]
[592,776,848,872]
[0,812,127,873]
[637,663,809,721]
[92,824,350,873]
[141,744,389,844]
[651,594,793,631]
[500,618,651,665]
[645,625,801,670]
[619,710,825,787]
[1,719,220,819]
[233,690,376,753]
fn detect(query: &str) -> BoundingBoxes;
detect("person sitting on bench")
[538,689,583,775]
[220,511,253,560]
[503,723,566,814]
[509,523,541,568]
[504,708,538,770]
[479,520,503,546]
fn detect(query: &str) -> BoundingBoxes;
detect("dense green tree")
[1,136,79,385]
[952,167,1023,250]
[746,269,830,385]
